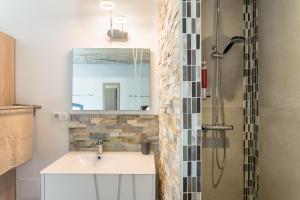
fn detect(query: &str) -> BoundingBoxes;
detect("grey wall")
[201,0,244,199]
[259,0,300,199]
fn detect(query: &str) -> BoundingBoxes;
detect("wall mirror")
[72,48,151,111]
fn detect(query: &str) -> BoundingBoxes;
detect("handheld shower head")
[223,36,245,54]
[231,36,245,43]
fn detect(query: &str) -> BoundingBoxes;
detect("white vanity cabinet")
[41,174,155,200]
[41,152,156,200]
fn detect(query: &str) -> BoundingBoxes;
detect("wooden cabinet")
[0,170,15,200]
[0,32,15,106]
[0,32,38,200]
[0,32,17,200]
[42,174,156,200]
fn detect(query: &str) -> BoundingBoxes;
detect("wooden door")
[103,83,120,110]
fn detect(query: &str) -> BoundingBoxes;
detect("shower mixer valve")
[212,52,224,59]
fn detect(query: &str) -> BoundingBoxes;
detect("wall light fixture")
[99,1,128,42]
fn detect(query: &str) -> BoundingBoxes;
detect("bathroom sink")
[41,151,155,174]
[40,152,156,200]
[77,154,102,167]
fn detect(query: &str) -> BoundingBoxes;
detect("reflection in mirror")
[103,83,120,110]
[72,48,150,111]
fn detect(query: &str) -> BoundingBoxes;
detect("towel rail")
[0,104,42,116]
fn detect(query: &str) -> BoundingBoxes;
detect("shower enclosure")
[160,0,258,199]
[200,0,258,199]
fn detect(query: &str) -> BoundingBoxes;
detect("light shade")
[114,16,128,24]
[100,1,115,10]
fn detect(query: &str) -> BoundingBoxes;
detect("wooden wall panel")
[0,32,16,200]
[0,32,15,106]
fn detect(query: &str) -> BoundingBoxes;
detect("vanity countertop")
[40,152,155,175]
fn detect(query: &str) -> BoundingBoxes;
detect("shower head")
[223,36,245,54]
[231,36,245,43]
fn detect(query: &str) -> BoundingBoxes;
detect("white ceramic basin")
[41,151,156,175]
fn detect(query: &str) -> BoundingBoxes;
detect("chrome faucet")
[95,139,103,159]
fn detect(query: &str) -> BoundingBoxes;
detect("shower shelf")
[202,124,233,131]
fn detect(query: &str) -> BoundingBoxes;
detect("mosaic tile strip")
[243,0,259,199]
[181,0,202,199]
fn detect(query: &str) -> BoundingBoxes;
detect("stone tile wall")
[159,0,202,199]
[158,0,182,199]
[69,114,159,152]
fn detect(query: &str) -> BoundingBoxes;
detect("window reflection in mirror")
[72,48,151,111]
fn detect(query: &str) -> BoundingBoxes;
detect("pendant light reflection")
[114,16,129,24]
[99,0,115,10]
